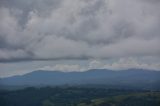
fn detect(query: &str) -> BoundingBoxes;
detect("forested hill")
[0,87,160,106]
[0,69,160,90]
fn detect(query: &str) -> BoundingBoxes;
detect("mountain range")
[0,69,160,90]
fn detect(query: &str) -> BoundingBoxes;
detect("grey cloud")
[0,0,160,62]
[141,0,160,4]
[80,0,106,16]
[0,0,63,27]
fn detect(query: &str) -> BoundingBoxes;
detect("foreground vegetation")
[0,86,160,106]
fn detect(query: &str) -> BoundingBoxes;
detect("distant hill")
[0,69,160,90]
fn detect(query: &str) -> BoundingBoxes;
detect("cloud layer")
[0,0,160,62]
[39,58,160,72]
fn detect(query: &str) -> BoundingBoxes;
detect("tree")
[42,100,55,106]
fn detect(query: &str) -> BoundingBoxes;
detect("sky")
[0,0,160,78]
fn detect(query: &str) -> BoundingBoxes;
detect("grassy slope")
[77,92,160,106]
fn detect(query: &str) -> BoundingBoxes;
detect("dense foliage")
[0,86,160,106]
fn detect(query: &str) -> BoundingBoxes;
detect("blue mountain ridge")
[0,69,160,89]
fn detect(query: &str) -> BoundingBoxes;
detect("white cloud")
[39,64,84,72]
[103,57,160,71]
[38,58,160,73]
[88,60,103,69]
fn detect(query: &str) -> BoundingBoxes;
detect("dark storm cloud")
[0,0,160,62]
[0,0,63,27]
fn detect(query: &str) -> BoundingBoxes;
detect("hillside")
[0,69,160,90]
[0,87,160,106]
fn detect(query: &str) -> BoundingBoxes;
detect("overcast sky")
[0,0,160,77]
